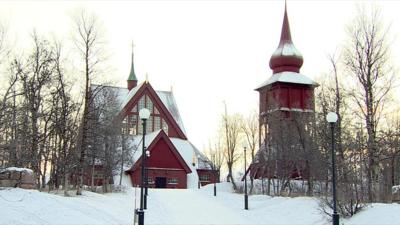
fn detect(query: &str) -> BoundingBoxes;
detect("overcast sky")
[0,1,399,149]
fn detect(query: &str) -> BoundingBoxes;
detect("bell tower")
[255,3,317,179]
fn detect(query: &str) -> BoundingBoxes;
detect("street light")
[243,144,248,210]
[211,154,217,196]
[144,149,150,209]
[137,108,150,225]
[326,112,339,225]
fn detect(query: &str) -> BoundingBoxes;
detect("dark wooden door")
[155,177,167,188]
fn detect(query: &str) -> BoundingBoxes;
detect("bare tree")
[18,32,55,188]
[343,5,395,202]
[205,137,225,182]
[72,9,106,195]
[241,110,258,193]
[222,102,241,190]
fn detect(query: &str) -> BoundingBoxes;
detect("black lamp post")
[144,149,150,209]
[137,108,150,225]
[244,145,248,210]
[326,112,339,225]
[212,154,217,196]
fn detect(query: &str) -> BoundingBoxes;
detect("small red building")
[92,51,217,189]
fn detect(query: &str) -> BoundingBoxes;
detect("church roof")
[92,82,186,135]
[127,49,137,81]
[256,71,317,89]
[128,130,211,171]
[131,130,192,173]
[269,3,303,74]
[257,3,317,89]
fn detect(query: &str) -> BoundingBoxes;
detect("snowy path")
[147,188,253,225]
[1,184,400,225]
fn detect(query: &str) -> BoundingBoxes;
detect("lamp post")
[137,108,150,225]
[212,154,217,196]
[244,145,248,210]
[326,112,339,225]
[144,149,150,209]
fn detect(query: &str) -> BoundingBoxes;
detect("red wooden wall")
[260,83,314,115]
[129,134,190,189]
[197,169,219,186]
[130,168,187,189]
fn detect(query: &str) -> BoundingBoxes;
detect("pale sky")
[0,1,399,150]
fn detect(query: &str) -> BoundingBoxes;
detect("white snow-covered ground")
[0,183,399,225]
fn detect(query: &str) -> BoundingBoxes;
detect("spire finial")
[280,0,292,43]
[128,42,138,82]
[269,1,303,74]
[127,42,138,90]
[145,73,149,83]
[285,0,287,11]
[131,41,134,61]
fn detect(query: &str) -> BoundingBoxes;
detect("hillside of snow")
[0,183,399,225]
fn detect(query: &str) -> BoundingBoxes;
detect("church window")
[168,178,179,184]
[129,115,137,125]
[129,115,138,135]
[122,117,131,134]
[154,117,161,130]
[138,120,143,134]
[127,94,173,135]
[146,95,154,113]
[161,118,169,134]
[138,96,145,110]
[199,174,210,182]
[131,105,137,113]
[147,116,153,133]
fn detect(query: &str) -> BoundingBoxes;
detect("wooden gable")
[131,130,192,173]
[120,82,187,139]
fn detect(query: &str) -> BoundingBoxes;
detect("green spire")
[128,42,137,81]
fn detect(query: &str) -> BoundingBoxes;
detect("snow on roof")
[170,138,206,188]
[120,82,145,110]
[130,130,161,162]
[156,91,186,134]
[256,71,317,89]
[170,138,212,170]
[272,42,302,58]
[91,84,129,109]
[0,167,33,174]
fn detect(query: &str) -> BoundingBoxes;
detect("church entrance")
[155,177,167,188]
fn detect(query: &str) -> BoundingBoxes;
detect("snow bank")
[200,182,234,193]
[344,203,400,225]
[1,167,33,174]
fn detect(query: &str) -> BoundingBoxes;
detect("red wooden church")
[91,52,217,189]
[247,4,317,180]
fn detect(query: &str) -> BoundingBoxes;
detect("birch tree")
[343,5,395,202]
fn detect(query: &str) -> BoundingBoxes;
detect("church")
[247,4,317,180]
[91,52,217,189]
